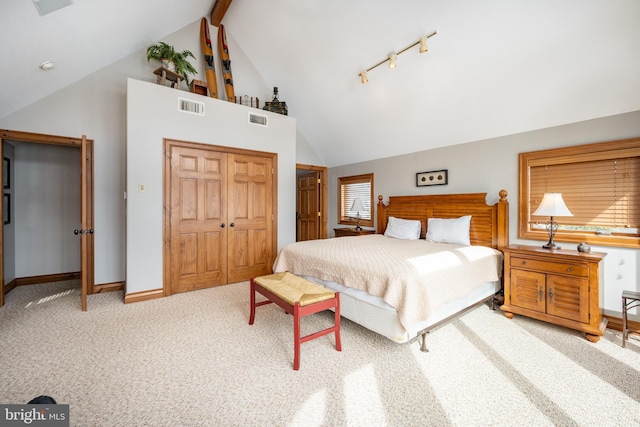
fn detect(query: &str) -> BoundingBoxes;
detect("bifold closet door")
[169,146,228,293]
[227,153,273,283]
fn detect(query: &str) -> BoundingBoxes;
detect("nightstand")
[333,228,375,237]
[500,244,607,342]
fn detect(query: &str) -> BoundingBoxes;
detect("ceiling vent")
[32,0,73,16]
[249,113,268,127]
[178,98,205,116]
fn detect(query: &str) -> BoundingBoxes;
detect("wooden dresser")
[500,244,607,342]
[333,228,375,237]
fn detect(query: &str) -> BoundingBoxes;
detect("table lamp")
[532,193,573,250]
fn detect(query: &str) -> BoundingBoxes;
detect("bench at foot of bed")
[249,272,342,371]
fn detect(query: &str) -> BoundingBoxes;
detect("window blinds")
[530,157,640,233]
[340,177,371,221]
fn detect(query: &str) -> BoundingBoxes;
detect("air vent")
[249,113,268,127]
[178,98,205,116]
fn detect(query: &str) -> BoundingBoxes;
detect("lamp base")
[542,241,561,250]
[355,225,362,231]
[542,217,561,250]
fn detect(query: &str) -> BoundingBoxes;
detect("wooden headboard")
[376,190,509,249]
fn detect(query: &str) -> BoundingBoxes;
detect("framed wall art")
[416,169,448,187]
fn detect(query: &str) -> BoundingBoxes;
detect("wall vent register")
[249,113,268,127]
[178,98,205,116]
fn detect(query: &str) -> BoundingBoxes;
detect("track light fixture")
[419,36,428,53]
[358,30,437,84]
[388,53,397,69]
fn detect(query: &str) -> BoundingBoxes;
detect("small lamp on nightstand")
[350,198,366,231]
[532,193,573,250]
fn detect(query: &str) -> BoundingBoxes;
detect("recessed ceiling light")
[32,0,74,16]
[39,60,55,70]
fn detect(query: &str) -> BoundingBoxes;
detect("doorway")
[0,130,95,310]
[296,164,328,240]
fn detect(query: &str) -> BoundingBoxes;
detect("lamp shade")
[350,198,366,212]
[532,193,573,217]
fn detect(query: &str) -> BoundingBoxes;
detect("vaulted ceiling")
[2,0,640,167]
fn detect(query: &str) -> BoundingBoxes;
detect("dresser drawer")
[510,257,588,277]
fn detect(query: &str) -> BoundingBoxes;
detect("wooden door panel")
[204,232,222,271]
[205,180,222,219]
[253,182,268,218]
[232,181,249,219]
[170,146,227,293]
[180,179,198,220]
[233,230,248,268]
[228,154,273,282]
[510,269,545,313]
[547,274,589,323]
[179,233,198,275]
[297,172,319,241]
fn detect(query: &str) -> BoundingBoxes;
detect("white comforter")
[273,234,503,329]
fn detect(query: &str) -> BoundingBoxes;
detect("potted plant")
[146,41,198,87]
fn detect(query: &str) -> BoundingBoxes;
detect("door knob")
[230,223,235,227]
[74,229,94,235]
[221,223,225,228]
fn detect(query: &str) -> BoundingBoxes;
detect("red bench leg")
[293,303,301,370]
[249,278,256,325]
[335,293,342,352]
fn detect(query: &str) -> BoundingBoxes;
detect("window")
[338,173,374,227]
[519,137,640,248]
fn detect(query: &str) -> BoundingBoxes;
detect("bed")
[273,190,509,351]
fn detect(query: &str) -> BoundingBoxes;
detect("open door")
[296,171,320,241]
[80,135,89,311]
[296,164,328,240]
[0,129,94,310]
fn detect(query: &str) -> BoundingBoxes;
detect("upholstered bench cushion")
[254,272,335,307]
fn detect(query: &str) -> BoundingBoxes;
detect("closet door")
[227,153,273,282]
[169,146,228,293]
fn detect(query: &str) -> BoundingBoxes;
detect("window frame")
[338,173,374,228]
[519,137,640,249]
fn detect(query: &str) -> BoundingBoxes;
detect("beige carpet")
[0,280,639,427]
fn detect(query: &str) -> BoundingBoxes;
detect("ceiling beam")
[210,0,233,27]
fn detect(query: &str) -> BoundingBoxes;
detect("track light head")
[419,36,428,53]
[388,53,397,69]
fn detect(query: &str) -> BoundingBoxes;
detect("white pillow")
[384,216,421,240]
[426,216,471,245]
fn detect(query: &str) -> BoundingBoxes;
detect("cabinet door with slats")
[546,274,589,323]
[510,269,546,313]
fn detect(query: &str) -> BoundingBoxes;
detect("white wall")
[0,19,320,289]
[126,78,296,294]
[328,110,640,319]
[2,142,80,282]
[15,143,80,277]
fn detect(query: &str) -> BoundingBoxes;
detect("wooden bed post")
[496,189,509,250]
[376,195,386,234]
